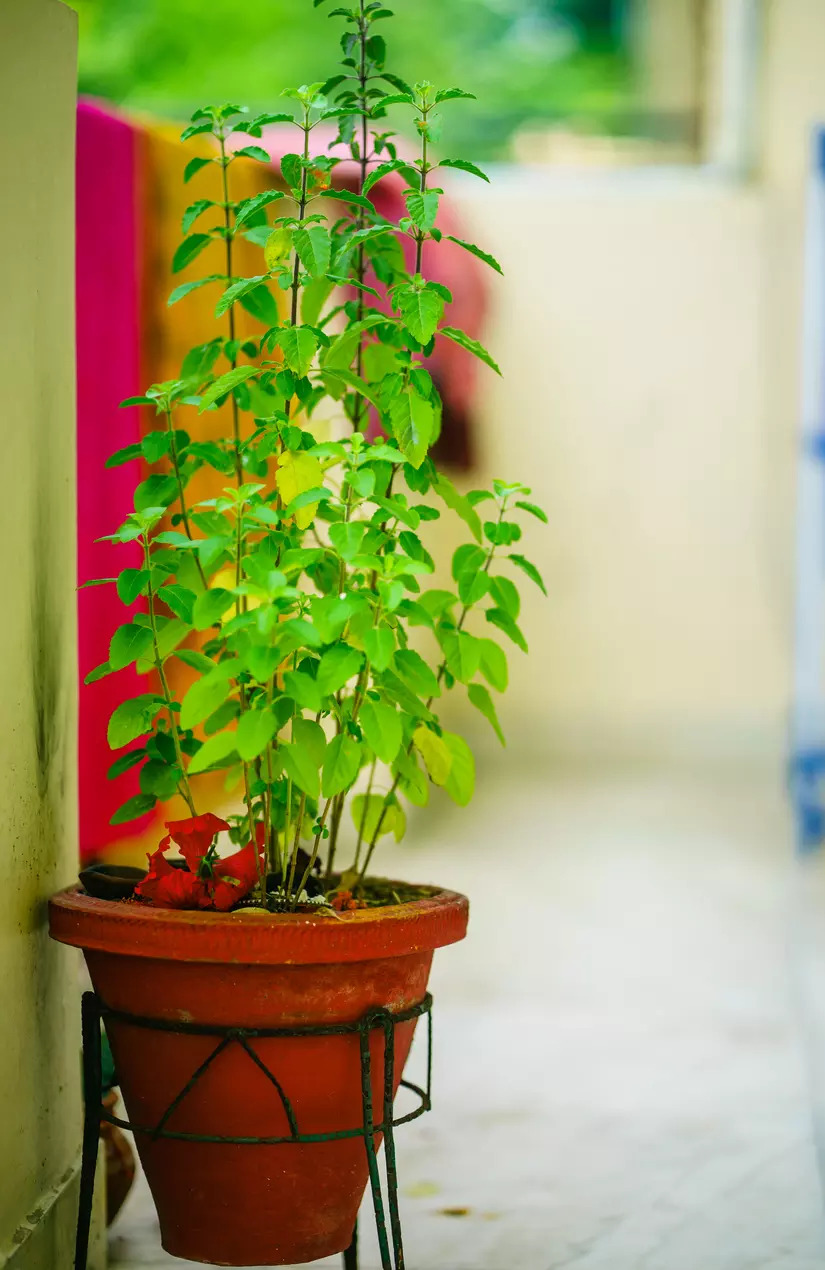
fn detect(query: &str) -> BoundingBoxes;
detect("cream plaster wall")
[0,2,101,1265]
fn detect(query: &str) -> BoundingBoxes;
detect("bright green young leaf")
[277,326,318,377]
[438,158,489,182]
[315,644,364,696]
[351,793,403,842]
[322,734,363,797]
[172,233,212,274]
[364,626,395,671]
[412,725,452,786]
[515,500,548,524]
[439,630,481,684]
[489,575,520,619]
[282,741,320,799]
[107,695,164,750]
[116,568,150,606]
[293,225,331,278]
[179,662,237,730]
[168,275,224,306]
[478,638,508,692]
[359,698,402,763]
[109,622,154,671]
[443,732,475,805]
[198,365,259,411]
[292,717,327,767]
[451,543,486,583]
[394,648,440,698]
[192,588,235,630]
[509,553,547,595]
[468,682,505,745]
[404,189,439,230]
[214,275,268,318]
[188,730,239,775]
[397,285,443,343]
[283,670,322,713]
[235,708,278,761]
[234,189,285,228]
[444,235,502,275]
[486,606,528,652]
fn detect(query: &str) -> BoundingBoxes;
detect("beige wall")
[0,2,100,1265]
[443,0,825,768]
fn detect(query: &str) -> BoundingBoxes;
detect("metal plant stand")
[75,990,434,1270]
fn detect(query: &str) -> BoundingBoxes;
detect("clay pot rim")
[49,882,469,965]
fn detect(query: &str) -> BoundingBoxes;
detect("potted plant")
[51,2,545,1264]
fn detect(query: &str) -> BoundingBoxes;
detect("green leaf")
[444,235,502,275]
[159,583,196,623]
[322,734,363,797]
[397,284,443,343]
[478,637,508,691]
[107,695,164,749]
[389,388,434,469]
[439,326,501,374]
[515,500,548,524]
[293,225,331,278]
[116,568,150,605]
[182,198,215,234]
[489,575,520,619]
[110,793,157,826]
[283,670,322,713]
[106,748,146,780]
[139,760,181,800]
[179,662,237,729]
[235,708,278,761]
[324,189,375,212]
[359,698,402,763]
[233,144,271,163]
[438,158,489,182]
[486,606,528,652]
[168,274,224,306]
[439,630,481,684]
[172,233,213,274]
[364,626,395,671]
[362,159,418,196]
[240,284,279,326]
[293,717,327,767]
[452,543,486,582]
[316,643,364,696]
[192,588,235,630]
[509,553,547,596]
[351,793,402,842]
[458,571,489,606]
[234,189,285,228]
[394,648,440,697]
[434,88,476,103]
[173,649,217,674]
[468,682,505,745]
[198,365,259,411]
[188,731,239,774]
[430,475,479,543]
[412,725,451,786]
[134,474,177,511]
[328,521,368,561]
[84,661,113,685]
[150,617,190,665]
[184,155,212,183]
[215,275,268,318]
[281,740,320,799]
[443,732,475,805]
[109,622,154,671]
[277,326,318,377]
[404,189,439,230]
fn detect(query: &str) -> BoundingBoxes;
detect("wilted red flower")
[135,815,263,912]
[330,889,366,912]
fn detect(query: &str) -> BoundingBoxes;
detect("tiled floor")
[108,767,825,1268]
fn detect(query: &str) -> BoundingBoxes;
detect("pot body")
[50,887,468,1267]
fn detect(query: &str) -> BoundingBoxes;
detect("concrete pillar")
[0,2,102,1265]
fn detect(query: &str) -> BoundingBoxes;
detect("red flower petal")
[134,839,176,903]
[150,869,210,910]
[164,813,230,872]
[208,842,264,911]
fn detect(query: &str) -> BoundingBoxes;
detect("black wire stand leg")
[342,1218,358,1268]
[75,992,102,1270]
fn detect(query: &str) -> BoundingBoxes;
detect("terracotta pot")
[50,885,468,1267]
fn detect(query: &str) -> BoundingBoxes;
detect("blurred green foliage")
[66,0,632,158]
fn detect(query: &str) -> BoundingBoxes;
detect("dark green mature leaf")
[198,365,259,411]
[168,275,224,306]
[439,326,501,374]
[184,155,212,183]
[110,793,157,826]
[116,568,150,606]
[363,159,419,196]
[324,189,375,212]
[316,643,364,696]
[215,275,268,318]
[445,235,502,275]
[509,553,547,595]
[438,158,489,182]
[107,748,146,780]
[468,682,505,745]
[233,144,271,163]
[109,622,154,671]
[182,199,215,234]
[172,233,213,274]
[277,326,318,377]
[322,734,363,797]
[234,189,285,228]
[397,285,443,343]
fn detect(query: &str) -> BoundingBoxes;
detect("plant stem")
[415,103,429,276]
[352,0,371,432]
[163,406,207,590]
[143,536,197,815]
[294,795,334,902]
[353,756,377,871]
[217,127,244,488]
[289,112,311,327]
